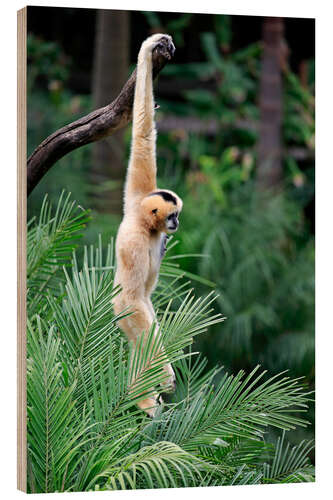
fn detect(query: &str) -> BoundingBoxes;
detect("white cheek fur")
[166,220,178,232]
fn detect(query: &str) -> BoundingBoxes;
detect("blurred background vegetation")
[27,8,315,448]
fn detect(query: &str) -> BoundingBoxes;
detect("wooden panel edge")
[17,6,27,493]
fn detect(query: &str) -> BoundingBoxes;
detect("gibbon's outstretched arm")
[124,35,175,213]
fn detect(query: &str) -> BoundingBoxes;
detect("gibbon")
[113,34,183,417]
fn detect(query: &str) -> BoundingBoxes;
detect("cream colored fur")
[113,34,182,417]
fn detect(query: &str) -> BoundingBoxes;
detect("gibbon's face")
[141,190,183,234]
[165,210,179,233]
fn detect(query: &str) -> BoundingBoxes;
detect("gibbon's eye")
[152,208,158,215]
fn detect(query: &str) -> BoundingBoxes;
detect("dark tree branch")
[27,41,174,196]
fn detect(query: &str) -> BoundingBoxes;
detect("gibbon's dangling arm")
[124,35,175,212]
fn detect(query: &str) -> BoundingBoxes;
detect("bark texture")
[257,17,285,189]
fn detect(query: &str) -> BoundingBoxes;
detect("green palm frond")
[100,441,206,490]
[76,296,224,437]
[47,252,121,408]
[27,191,90,316]
[153,273,192,310]
[160,237,216,287]
[228,465,263,485]
[80,331,174,439]
[68,330,217,492]
[143,365,311,451]
[262,431,315,483]
[198,463,263,487]
[172,353,222,402]
[46,234,224,413]
[26,192,315,492]
[159,291,224,350]
[27,317,93,493]
[198,437,273,469]
[72,430,139,492]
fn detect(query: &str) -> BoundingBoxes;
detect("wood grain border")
[17,6,27,493]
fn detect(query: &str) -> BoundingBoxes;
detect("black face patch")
[148,190,177,205]
[167,212,179,230]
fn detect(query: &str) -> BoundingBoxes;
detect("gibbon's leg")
[115,298,160,417]
[114,243,166,417]
[146,296,176,392]
[124,34,175,213]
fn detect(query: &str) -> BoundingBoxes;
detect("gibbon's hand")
[140,34,175,61]
[154,35,175,60]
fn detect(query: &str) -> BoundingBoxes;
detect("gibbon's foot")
[161,378,176,393]
[137,394,162,418]
[161,364,176,393]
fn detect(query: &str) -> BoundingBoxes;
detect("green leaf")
[263,431,315,483]
[27,191,90,317]
[143,365,312,451]
[101,442,206,490]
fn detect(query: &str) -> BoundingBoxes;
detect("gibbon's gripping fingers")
[139,33,175,61]
[154,36,175,61]
[138,393,162,419]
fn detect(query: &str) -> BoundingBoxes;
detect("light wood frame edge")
[17,6,27,493]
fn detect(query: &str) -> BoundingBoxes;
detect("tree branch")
[27,42,173,196]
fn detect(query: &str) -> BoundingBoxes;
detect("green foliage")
[27,318,92,493]
[162,26,260,129]
[158,15,314,196]
[166,179,315,414]
[262,431,315,483]
[284,71,315,149]
[27,191,90,317]
[142,12,193,47]
[143,364,312,450]
[26,193,314,492]
[27,33,70,93]
[196,186,314,373]
[101,442,205,490]
[27,35,93,219]
[27,15,315,484]
[153,15,315,422]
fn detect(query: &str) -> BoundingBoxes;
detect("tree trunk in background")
[91,10,129,214]
[257,17,284,189]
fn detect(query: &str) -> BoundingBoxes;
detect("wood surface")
[17,6,27,493]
